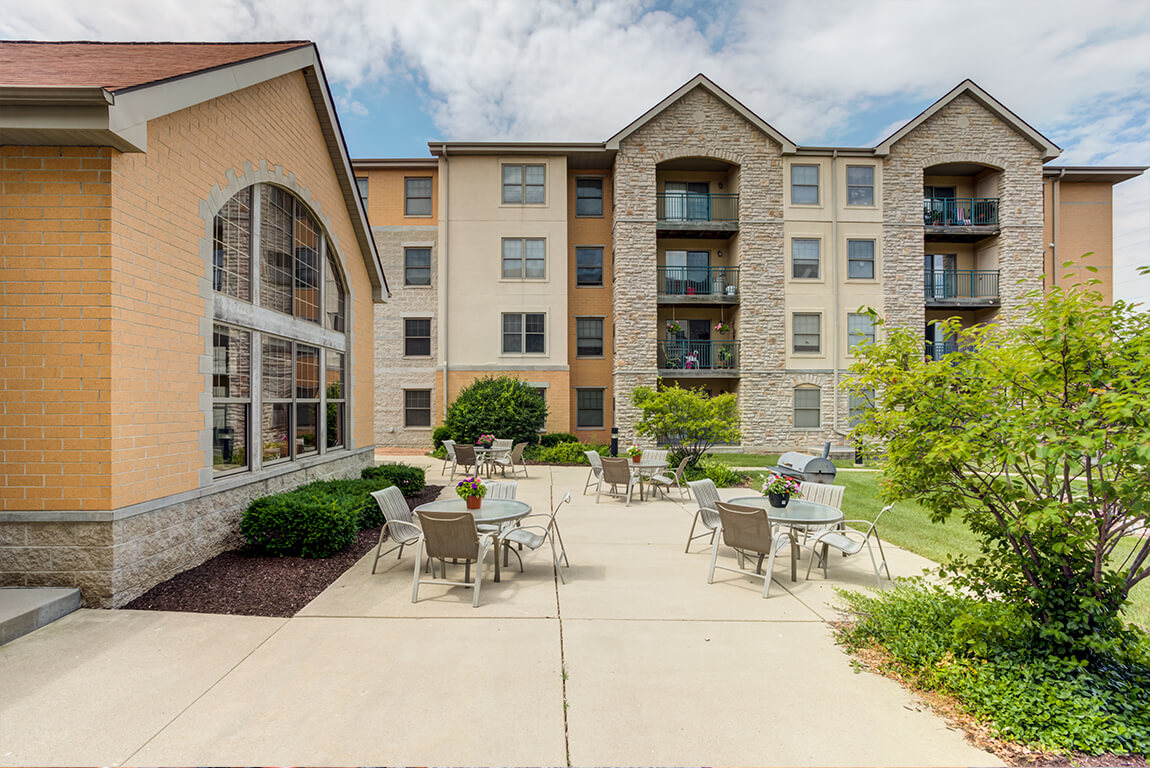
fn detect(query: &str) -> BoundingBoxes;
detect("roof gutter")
[0,85,113,106]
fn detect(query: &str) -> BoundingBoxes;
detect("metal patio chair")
[411,510,495,608]
[597,457,638,506]
[650,456,691,500]
[685,478,721,552]
[491,442,528,478]
[451,443,481,479]
[707,501,794,598]
[501,491,573,583]
[806,504,893,587]
[369,486,422,573]
[440,439,456,476]
[583,450,604,495]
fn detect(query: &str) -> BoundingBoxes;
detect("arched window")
[793,385,821,429]
[211,184,348,476]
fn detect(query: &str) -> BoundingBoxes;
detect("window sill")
[403,214,434,219]
[575,355,605,360]
[401,356,433,361]
[789,202,823,208]
[404,426,433,431]
[845,278,879,284]
[575,214,605,219]
[575,283,605,289]
[791,351,824,357]
[404,284,433,289]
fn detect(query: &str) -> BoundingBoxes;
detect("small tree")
[632,383,740,467]
[443,375,547,446]
[848,283,1150,653]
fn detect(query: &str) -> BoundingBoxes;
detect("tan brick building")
[0,42,388,606]
[360,75,1143,452]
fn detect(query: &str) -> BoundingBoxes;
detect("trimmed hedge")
[539,432,578,447]
[527,441,610,464]
[362,463,425,497]
[683,457,748,488]
[432,425,452,449]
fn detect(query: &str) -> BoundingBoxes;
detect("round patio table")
[413,498,530,582]
[727,497,843,582]
[473,445,511,477]
[629,459,668,500]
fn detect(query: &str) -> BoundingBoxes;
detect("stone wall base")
[0,450,373,608]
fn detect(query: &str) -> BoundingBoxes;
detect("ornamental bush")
[431,425,452,449]
[683,457,747,488]
[632,384,740,468]
[532,441,609,464]
[539,432,578,447]
[361,463,425,497]
[442,375,548,446]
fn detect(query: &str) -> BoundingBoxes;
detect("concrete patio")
[0,457,1000,766]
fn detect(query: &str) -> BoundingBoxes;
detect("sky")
[3,0,1148,302]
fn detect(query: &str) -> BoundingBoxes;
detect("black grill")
[770,442,837,485]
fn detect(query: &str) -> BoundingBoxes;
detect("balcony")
[924,269,1000,308]
[656,193,739,238]
[923,197,999,241]
[657,340,740,377]
[924,341,959,361]
[657,266,739,304]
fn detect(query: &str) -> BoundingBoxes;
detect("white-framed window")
[404,389,432,427]
[791,165,819,205]
[502,238,546,279]
[576,246,603,286]
[847,313,876,351]
[404,248,431,286]
[794,386,821,428]
[576,317,604,358]
[576,388,605,428]
[404,318,432,357]
[210,184,349,476]
[792,239,820,279]
[576,177,603,216]
[502,164,545,204]
[404,177,432,216]
[846,166,874,206]
[793,313,821,353]
[502,312,546,354]
[848,239,875,279]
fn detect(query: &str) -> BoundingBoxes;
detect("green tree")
[443,375,547,446]
[848,283,1150,653]
[632,383,741,467]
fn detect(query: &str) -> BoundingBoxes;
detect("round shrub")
[241,484,359,558]
[539,432,578,447]
[535,441,609,464]
[361,463,425,497]
[683,457,747,488]
[432,425,452,449]
[443,375,547,446]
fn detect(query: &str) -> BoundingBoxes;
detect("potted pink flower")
[476,433,495,448]
[761,473,802,508]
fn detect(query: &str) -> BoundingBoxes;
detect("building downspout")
[440,144,450,422]
[1051,168,1064,287]
[830,149,848,439]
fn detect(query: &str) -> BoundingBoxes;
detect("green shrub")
[361,463,425,496]
[432,425,452,449]
[533,441,609,464]
[443,375,547,446]
[539,432,578,447]
[683,457,747,488]
[837,581,1150,756]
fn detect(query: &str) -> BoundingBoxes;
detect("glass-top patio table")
[413,498,530,583]
[727,497,844,581]
[629,459,668,501]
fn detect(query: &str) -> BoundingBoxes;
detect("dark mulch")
[124,484,444,619]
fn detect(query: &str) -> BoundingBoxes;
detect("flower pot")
[632,455,641,463]
[465,496,482,510]
[768,492,789,508]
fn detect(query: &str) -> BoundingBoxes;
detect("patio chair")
[490,442,528,478]
[597,457,638,506]
[685,478,721,552]
[440,439,456,476]
[708,501,794,598]
[502,492,572,583]
[806,504,892,587]
[483,480,518,500]
[796,481,846,541]
[644,448,669,465]
[451,444,481,479]
[650,456,691,500]
[411,510,495,608]
[583,450,604,494]
[369,486,422,574]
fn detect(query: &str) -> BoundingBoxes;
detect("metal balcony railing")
[924,341,959,361]
[657,266,739,297]
[923,197,999,227]
[656,193,739,222]
[658,340,740,371]
[924,269,1000,301]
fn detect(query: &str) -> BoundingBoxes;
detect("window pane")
[326,402,345,449]
[792,165,818,186]
[212,325,250,398]
[848,240,875,279]
[213,404,248,473]
[262,337,293,399]
[260,186,294,316]
[502,313,521,353]
[326,350,344,400]
[404,318,431,356]
[213,187,251,300]
[405,390,432,427]
[525,313,545,334]
[405,248,431,285]
[847,166,873,186]
[296,402,318,456]
[524,238,546,278]
[792,239,820,279]
[405,177,432,216]
[502,239,523,278]
[794,386,821,428]
[576,247,603,285]
[525,185,544,204]
[262,402,291,461]
[525,165,545,185]
[325,255,346,332]
[502,165,522,184]
[525,313,545,353]
[355,177,369,205]
[576,389,604,428]
[503,183,523,204]
[295,344,320,399]
[576,178,603,216]
[576,318,603,357]
[847,186,874,206]
[793,314,820,352]
[848,314,875,350]
[293,202,321,323]
[849,388,874,428]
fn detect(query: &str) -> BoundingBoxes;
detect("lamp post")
[610,426,619,457]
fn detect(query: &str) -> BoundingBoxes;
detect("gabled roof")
[605,73,797,153]
[0,40,310,92]
[0,41,387,301]
[875,79,1061,162]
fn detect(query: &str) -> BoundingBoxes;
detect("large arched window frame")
[210,183,349,477]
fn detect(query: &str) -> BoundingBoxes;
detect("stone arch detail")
[653,148,744,166]
[918,152,1008,172]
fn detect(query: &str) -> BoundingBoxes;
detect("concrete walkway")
[0,458,999,767]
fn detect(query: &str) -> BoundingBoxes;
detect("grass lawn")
[744,468,1149,630]
[710,452,876,470]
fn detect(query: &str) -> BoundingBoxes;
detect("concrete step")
[0,587,83,646]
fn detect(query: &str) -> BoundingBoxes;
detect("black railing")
[656,193,739,222]
[657,266,739,297]
[657,340,740,371]
[924,341,959,361]
[924,269,1000,300]
[923,197,999,227]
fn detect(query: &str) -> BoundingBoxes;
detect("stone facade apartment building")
[358,75,1143,452]
[0,41,387,606]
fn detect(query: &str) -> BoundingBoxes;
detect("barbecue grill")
[770,442,837,484]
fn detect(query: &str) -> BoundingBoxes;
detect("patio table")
[413,498,530,583]
[473,445,511,477]
[629,459,668,501]
[727,497,843,582]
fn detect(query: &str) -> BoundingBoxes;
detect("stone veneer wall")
[882,92,1046,331]
[612,86,786,447]
[371,226,439,448]
[0,448,372,607]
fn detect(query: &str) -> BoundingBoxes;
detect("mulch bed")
[123,484,444,619]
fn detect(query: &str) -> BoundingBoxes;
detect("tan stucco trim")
[875,79,1061,161]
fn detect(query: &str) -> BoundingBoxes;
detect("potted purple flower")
[456,476,487,509]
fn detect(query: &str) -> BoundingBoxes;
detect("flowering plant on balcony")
[761,474,802,498]
[665,320,682,334]
[714,322,731,335]
[685,350,699,369]
[626,443,642,458]
[476,433,495,447]
[456,476,487,499]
